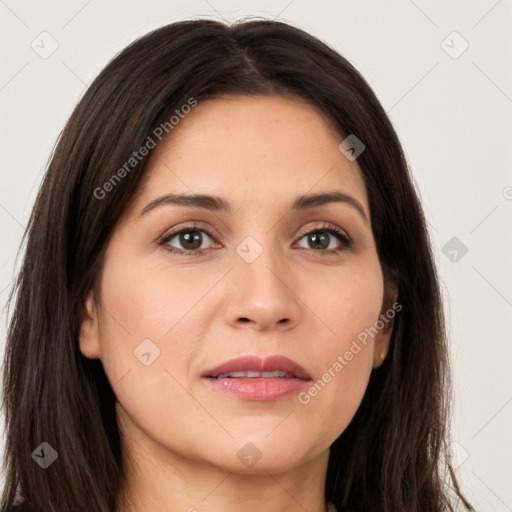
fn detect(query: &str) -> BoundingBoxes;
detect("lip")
[201,355,312,401]
[202,355,311,379]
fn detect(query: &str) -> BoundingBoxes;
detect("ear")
[372,283,399,369]
[78,288,102,359]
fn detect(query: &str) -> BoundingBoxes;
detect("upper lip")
[202,355,312,380]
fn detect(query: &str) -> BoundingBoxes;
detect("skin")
[79,95,397,512]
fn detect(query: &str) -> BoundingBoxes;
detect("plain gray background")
[1,1,511,510]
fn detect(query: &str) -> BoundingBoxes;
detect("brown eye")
[174,230,205,251]
[160,227,216,255]
[295,224,352,254]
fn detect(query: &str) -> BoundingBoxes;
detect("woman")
[1,18,473,512]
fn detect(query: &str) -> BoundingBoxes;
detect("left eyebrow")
[137,191,368,221]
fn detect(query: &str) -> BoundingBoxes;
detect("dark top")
[3,504,32,512]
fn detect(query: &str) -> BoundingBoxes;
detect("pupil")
[181,231,201,250]
[310,232,328,250]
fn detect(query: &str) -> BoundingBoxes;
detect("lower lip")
[204,377,310,401]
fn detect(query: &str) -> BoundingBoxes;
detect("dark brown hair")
[1,18,472,512]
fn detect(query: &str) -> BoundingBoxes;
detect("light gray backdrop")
[1,1,511,510]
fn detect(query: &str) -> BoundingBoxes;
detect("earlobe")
[373,345,389,369]
[78,289,102,359]
[372,283,399,369]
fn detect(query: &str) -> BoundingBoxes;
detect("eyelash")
[158,222,353,257]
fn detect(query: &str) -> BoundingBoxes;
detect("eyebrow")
[138,191,368,221]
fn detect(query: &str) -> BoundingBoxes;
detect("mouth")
[214,370,298,379]
[201,355,312,401]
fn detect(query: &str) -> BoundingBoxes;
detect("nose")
[224,241,301,332]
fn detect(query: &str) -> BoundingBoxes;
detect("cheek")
[98,249,219,343]
[297,260,383,428]
[93,255,172,384]
[94,255,215,441]
[95,251,225,399]
[311,256,384,353]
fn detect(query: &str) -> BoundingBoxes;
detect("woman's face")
[80,95,395,475]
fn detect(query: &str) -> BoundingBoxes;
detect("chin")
[212,435,320,476]
[224,453,312,476]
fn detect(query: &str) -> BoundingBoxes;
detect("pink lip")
[201,355,312,401]
[202,355,311,379]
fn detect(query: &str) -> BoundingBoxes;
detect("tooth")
[231,371,248,378]
[216,370,294,379]
[261,371,286,378]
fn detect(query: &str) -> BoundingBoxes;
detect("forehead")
[131,95,368,216]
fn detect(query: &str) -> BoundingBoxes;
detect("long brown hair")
[1,18,473,512]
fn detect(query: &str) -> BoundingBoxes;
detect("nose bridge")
[226,230,300,329]
[235,231,288,294]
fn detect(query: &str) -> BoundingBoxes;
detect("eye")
[295,223,352,254]
[159,223,217,256]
